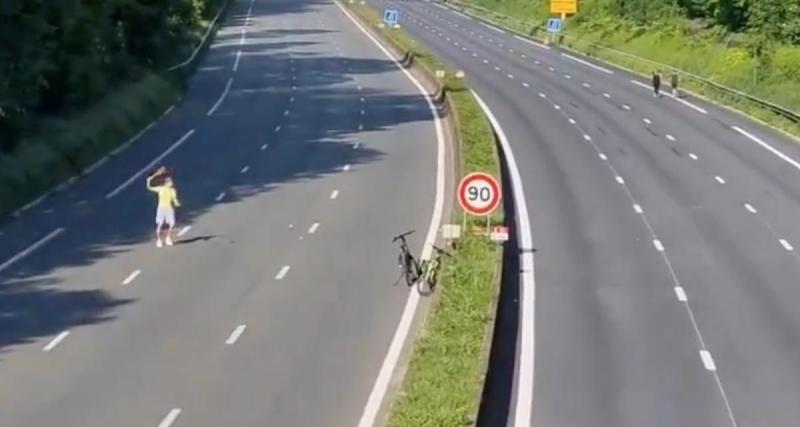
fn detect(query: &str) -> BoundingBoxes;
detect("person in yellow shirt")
[147,166,181,247]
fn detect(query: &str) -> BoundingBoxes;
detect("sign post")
[457,172,502,234]
[549,0,577,44]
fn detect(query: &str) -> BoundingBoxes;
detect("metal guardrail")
[445,0,800,124]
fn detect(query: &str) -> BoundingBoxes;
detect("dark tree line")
[0,0,220,150]
[590,0,800,40]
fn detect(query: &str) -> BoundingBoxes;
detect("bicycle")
[418,245,451,294]
[393,230,422,288]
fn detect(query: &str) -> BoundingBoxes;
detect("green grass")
[346,2,504,426]
[0,73,178,217]
[449,0,800,138]
[0,0,230,219]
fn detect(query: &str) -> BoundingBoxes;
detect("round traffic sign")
[458,172,501,216]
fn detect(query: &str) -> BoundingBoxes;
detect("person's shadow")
[176,235,217,245]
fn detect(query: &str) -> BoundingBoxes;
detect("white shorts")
[156,207,176,227]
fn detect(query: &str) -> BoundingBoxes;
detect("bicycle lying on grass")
[392,230,452,295]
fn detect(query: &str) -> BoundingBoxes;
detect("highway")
[368,1,800,426]
[0,0,444,426]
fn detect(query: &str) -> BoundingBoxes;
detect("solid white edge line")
[105,129,196,198]
[225,324,247,345]
[472,91,535,427]
[207,78,234,116]
[561,53,614,74]
[158,409,182,427]
[275,265,290,280]
[480,22,505,33]
[337,3,446,427]
[43,331,70,352]
[513,35,550,50]
[700,350,717,371]
[674,286,688,302]
[732,126,800,172]
[0,228,66,274]
[122,270,142,286]
[233,49,242,71]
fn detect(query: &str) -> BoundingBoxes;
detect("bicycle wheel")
[404,254,420,287]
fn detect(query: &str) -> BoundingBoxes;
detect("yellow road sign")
[551,0,577,14]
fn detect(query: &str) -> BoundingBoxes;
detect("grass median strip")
[344,2,504,426]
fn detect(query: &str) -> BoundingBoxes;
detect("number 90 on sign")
[458,172,501,216]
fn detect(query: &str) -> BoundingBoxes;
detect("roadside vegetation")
[344,2,504,425]
[450,0,800,136]
[0,0,227,217]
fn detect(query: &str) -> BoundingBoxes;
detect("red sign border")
[458,172,502,216]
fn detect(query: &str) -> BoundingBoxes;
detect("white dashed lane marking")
[700,350,717,371]
[715,176,726,184]
[158,409,182,427]
[330,190,339,199]
[275,265,291,280]
[43,331,70,352]
[225,325,247,345]
[745,203,757,214]
[633,204,643,214]
[308,222,320,234]
[674,286,688,302]
[689,153,699,160]
[177,226,191,237]
[215,192,226,202]
[653,239,665,252]
[780,239,794,251]
[122,270,141,286]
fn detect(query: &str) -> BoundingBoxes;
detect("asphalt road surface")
[369,1,800,426]
[0,0,442,425]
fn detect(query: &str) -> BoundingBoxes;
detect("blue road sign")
[547,18,562,33]
[384,9,399,26]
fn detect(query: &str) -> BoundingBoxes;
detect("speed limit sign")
[458,172,501,216]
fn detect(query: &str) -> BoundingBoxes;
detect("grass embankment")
[449,0,800,137]
[344,2,503,425]
[0,2,228,219]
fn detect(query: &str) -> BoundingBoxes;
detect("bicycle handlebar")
[392,230,415,243]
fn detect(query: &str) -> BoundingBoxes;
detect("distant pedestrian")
[671,72,679,97]
[652,71,661,98]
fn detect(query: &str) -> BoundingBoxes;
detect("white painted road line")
[338,6,446,427]
[598,153,607,160]
[122,270,142,286]
[473,91,535,427]
[343,164,351,171]
[616,176,625,184]
[674,286,688,302]
[507,74,514,79]
[689,153,699,160]
[240,166,249,174]
[653,239,665,252]
[0,228,65,274]
[261,143,268,150]
[643,118,652,125]
[207,78,234,116]
[538,92,546,98]
[483,59,489,64]
[700,350,717,371]
[568,118,576,124]
[522,82,530,88]
[514,35,550,50]
[275,125,281,132]
[603,92,611,98]
[630,79,708,113]
[745,203,758,214]
[158,409,182,427]
[561,53,614,74]
[284,110,289,116]
[43,331,70,352]
[481,22,505,33]
[633,204,643,214]
[495,66,501,71]
[233,49,242,71]
[215,191,226,202]
[732,126,800,172]
[582,82,591,88]
[554,104,561,110]
[622,104,631,110]
[225,324,247,345]
[583,134,592,141]
[275,265,290,280]
[715,176,726,184]
[308,222,320,234]
[105,127,196,199]
[564,74,571,79]
[330,190,339,199]
[666,134,676,141]
[177,226,191,237]
[780,239,794,251]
